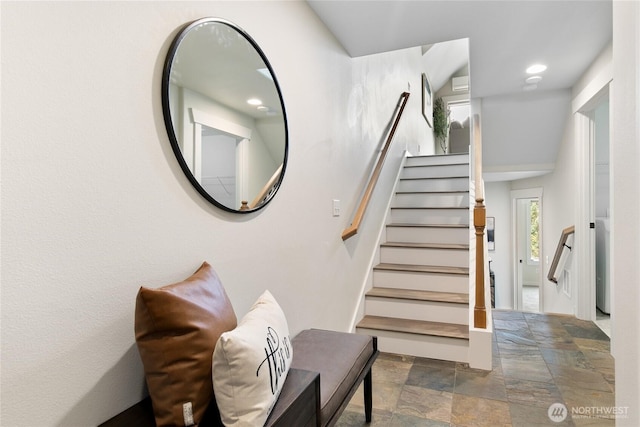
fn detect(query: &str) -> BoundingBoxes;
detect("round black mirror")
[162,18,288,213]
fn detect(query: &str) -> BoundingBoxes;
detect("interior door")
[515,198,541,312]
[512,188,543,312]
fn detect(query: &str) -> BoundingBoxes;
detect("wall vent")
[452,76,469,92]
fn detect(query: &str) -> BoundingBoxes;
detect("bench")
[100,263,378,426]
[100,329,378,427]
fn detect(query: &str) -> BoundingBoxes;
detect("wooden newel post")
[472,114,487,329]
[474,200,487,329]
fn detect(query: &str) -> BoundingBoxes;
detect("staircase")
[356,153,471,362]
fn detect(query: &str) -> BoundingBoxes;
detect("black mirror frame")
[161,17,289,214]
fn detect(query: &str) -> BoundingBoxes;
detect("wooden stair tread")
[387,223,469,229]
[395,190,470,194]
[357,315,469,340]
[381,242,469,250]
[400,176,469,180]
[403,164,469,169]
[367,287,469,304]
[374,262,469,275]
[390,206,469,210]
[409,153,469,159]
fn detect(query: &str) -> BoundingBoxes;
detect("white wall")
[484,181,512,309]
[0,2,431,425]
[511,110,576,315]
[594,100,610,218]
[350,45,434,159]
[611,1,640,424]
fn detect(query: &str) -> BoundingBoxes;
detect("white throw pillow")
[212,290,293,427]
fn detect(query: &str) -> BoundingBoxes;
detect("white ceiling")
[307,0,612,181]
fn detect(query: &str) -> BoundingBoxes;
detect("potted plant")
[433,97,450,153]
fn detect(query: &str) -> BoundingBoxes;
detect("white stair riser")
[380,246,468,267]
[401,164,469,179]
[398,178,469,192]
[386,226,469,244]
[405,154,469,167]
[356,328,469,362]
[365,298,469,325]
[373,270,469,294]
[394,192,469,208]
[391,208,469,225]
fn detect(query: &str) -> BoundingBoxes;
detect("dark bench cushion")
[291,329,376,426]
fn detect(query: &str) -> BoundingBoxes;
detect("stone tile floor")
[337,310,616,426]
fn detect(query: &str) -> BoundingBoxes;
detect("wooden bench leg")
[364,368,373,423]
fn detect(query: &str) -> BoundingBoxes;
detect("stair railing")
[472,114,487,329]
[342,92,410,240]
[547,225,575,283]
[240,164,283,211]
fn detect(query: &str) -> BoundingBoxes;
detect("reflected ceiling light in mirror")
[247,98,262,106]
[525,75,543,84]
[526,64,547,74]
[523,84,538,91]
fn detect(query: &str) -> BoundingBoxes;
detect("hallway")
[337,310,615,426]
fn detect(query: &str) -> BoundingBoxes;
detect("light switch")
[333,199,340,217]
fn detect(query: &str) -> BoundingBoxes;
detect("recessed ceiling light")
[247,98,262,106]
[257,105,268,111]
[526,75,543,84]
[526,64,547,74]
[523,84,538,91]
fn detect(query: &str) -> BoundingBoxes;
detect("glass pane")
[529,200,540,262]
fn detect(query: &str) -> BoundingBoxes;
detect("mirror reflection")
[421,38,470,155]
[163,18,288,212]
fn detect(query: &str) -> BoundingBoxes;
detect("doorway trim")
[573,80,611,321]
[191,109,252,207]
[510,187,543,311]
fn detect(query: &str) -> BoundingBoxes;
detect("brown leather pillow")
[135,262,237,427]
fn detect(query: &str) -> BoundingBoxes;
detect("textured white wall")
[511,112,576,316]
[594,100,610,219]
[0,2,432,425]
[612,1,640,424]
[484,181,512,309]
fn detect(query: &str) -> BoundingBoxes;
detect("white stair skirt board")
[373,268,469,294]
[365,298,468,325]
[380,245,469,268]
[357,327,469,362]
[401,164,469,179]
[386,224,469,245]
[405,154,470,167]
[398,177,469,192]
[394,192,470,208]
[391,208,469,225]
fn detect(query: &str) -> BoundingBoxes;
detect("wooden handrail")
[342,92,410,240]
[472,114,487,329]
[547,225,575,283]
[240,164,284,211]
